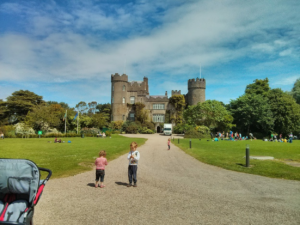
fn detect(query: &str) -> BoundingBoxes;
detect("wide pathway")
[35,134,300,225]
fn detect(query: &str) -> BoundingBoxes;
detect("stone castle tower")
[111,73,149,121]
[186,78,206,105]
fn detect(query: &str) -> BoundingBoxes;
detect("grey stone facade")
[111,73,206,125]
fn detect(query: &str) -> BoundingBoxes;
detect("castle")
[111,73,206,131]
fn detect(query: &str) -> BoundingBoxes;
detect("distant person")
[127,142,140,187]
[0,133,4,139]
[249,133,253,141]
[279,134,282,140]
[102,132,106,138]
[95,150,108,188]
[167,138,171,150]
[289,132,293,143]
[271,133,274,141]
[210,132,213,140]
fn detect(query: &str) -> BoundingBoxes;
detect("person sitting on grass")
[102,132,106,138]
[95,150,108,188]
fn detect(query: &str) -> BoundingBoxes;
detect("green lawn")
[0,135,146,179]
[173,138,300,181]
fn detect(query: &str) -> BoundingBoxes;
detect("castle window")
[112,97,114,103]
[123,115,125,120]
[122,97,125,104]
[153,114,165,122]
[123,85,126,91]
[129,113,135,121]
[130,96,135,104]
[153,104,165,109]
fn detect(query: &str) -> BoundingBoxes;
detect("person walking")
[95,150,108,188]
[127,142,140,187]
[167,138,171,150]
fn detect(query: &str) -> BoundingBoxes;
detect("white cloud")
[271,75,299,86]
[0,0,299,104]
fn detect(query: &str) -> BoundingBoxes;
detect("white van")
[163,124,172,135]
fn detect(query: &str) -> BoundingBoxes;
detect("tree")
[47,101,70,109]
[184,100,234,131]
[96,103,111,122]
[169,95,186,124]
[290,78,300,104]
[134,102,148,123]
[229,94,274,134]
[25,104,65,131]
[75,101,88,115]
[267,88,300,135]
[1,90,45,124]
[88,101,98,115]
[245,78,270,96]
[91,113,109,129]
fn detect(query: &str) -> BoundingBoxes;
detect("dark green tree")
[290,78,300,104]
[0,90,45,124]
[229,94,274,134]
[169,95,185,124]
[245,78,270,96]
[268,88,300,135]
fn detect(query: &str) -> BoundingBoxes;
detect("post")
[77,111,79,134]
[246,144,250,167]
[178,138,179,144]
[190,139,191,148]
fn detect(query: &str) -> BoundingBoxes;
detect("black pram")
[0,159,52,224]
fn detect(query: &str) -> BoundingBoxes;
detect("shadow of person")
[87,183,96,187]
[115,181,128,186]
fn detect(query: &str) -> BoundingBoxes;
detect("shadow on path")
[115,181,128,186]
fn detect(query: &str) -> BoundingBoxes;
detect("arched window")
[123,85,126,91]
[122,97,125,104]
[122,115,125,120]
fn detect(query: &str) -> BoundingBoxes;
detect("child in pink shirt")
[95,150,108,188]
[167,138,171,150]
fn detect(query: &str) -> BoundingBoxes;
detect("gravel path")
[35,134,300,225]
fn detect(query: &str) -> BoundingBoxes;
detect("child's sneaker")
[133,184,137,187]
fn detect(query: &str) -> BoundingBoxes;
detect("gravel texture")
[34,134,300,225]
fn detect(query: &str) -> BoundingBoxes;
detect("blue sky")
[0,0,299,107]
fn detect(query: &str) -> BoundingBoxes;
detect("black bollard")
[190,139,191,148]
[178,138,179,144]
[246,144,250,167]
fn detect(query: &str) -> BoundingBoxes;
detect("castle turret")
[187,78,206,105]
[111,73,128,121]
[171,90,181,96]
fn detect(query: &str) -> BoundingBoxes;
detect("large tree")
[0,90,45,124]
[290,78,300,104]
[229,94,274,134]
[268,88,300,135]
[245,78,270,96]
[184,100,234,131]
[25,104,65,131]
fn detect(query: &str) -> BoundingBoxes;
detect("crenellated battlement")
[111,73,128,82]
[188,78,206,89]
[171,90,181,96]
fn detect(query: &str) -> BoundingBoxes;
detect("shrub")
[184,128,211,139]
[105,131,112,137]
[142,121,155,130]
[126,123,139,134]
[140,127,155,134]
[112,130,120,134]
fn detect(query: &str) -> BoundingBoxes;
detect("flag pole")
[77,111,79,134]
[64,110,67,134]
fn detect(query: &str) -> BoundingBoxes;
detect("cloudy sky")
[0,0,299,107]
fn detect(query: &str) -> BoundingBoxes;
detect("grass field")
[173,138,300,181]
[0,135,146,179]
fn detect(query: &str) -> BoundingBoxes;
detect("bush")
[142,121,155,131]
[112,130,120,134]
[126,123,139,134]
[140,127,155,134]
[184,128,210,139]
[105,131,112,137]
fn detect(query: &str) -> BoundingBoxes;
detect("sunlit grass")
[0,135,146,178]
[173,138,300,180]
